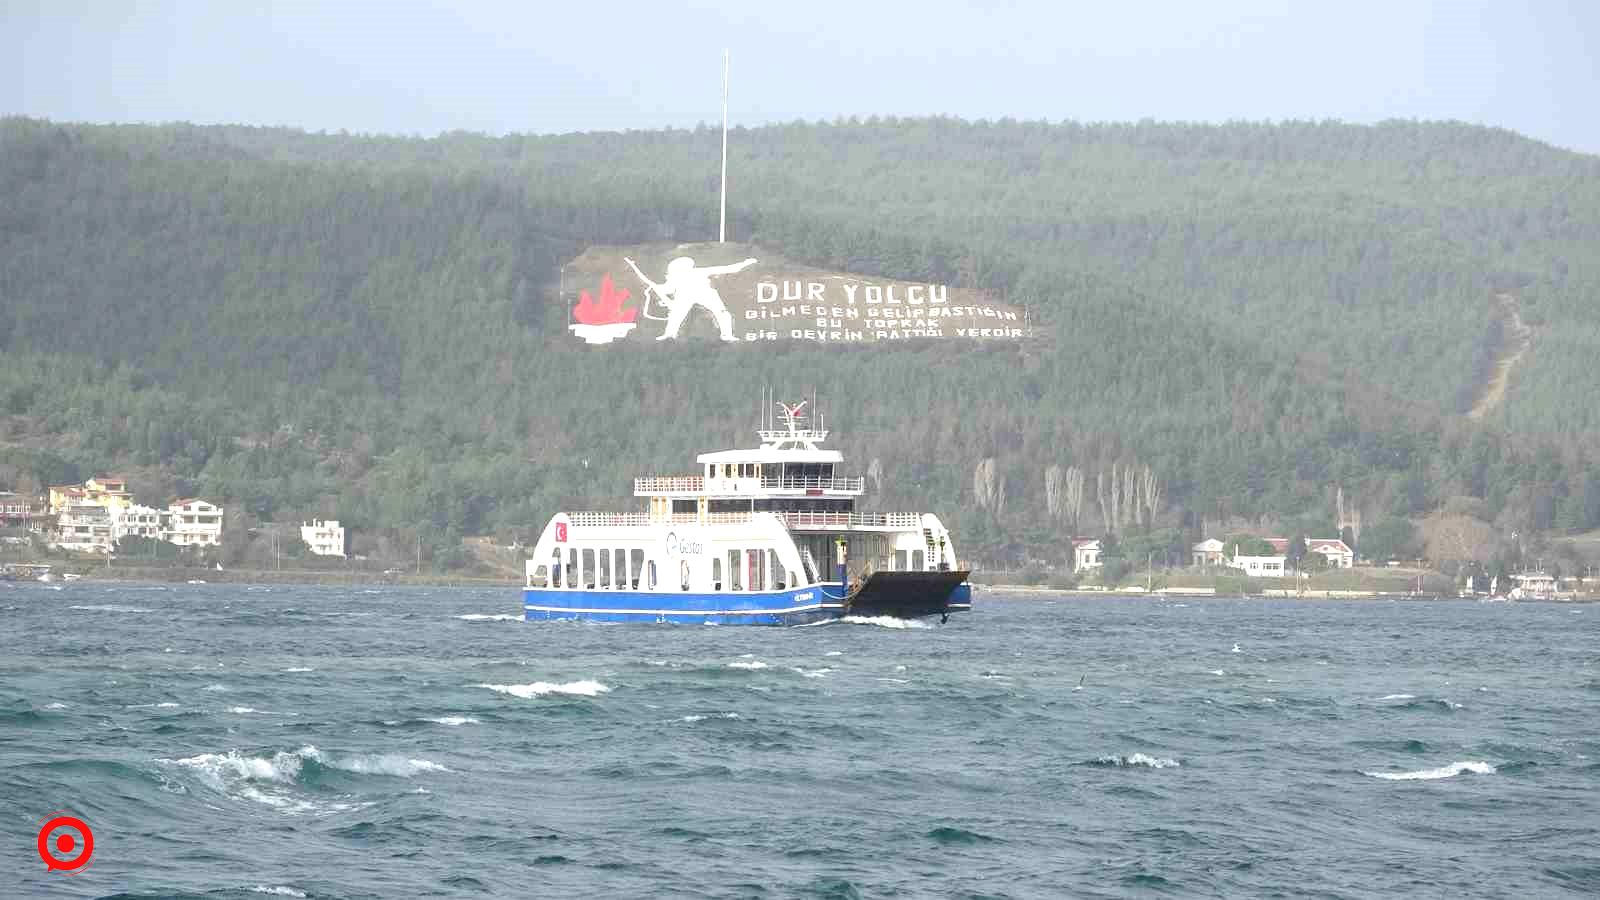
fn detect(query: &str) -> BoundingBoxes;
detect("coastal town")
[0,475,348,575]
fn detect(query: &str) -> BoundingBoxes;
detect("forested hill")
[3,115,1599,570]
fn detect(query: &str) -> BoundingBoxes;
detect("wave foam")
[1097,753,1181,769]
[681,712,741,723]
[251,887,307,898]
[170,745,448,784]
[43,702,68,710]
[727,660,769,670]
[455,613,522,621]
[791,666,833,678]
[838,615,931,629]
[1376,694,1416,701]
[424,716,480,726]
[476,680,610,698]
[324,752,450,777]
[283,666,315,673]
[1364,761,1495,781]
[71,604,152,613]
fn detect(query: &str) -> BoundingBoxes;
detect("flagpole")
[719,48,729,244]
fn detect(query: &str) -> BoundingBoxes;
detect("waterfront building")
[162,499,223,547]
[301,519,348,557]
[54,504,113,553]
[1072,539,1103,573]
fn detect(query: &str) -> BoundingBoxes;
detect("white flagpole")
[719,49,729,244]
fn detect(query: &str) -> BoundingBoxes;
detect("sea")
[2,582,1598,898]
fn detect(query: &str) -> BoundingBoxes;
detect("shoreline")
[8,564,517,589]
[974,584,1600,602]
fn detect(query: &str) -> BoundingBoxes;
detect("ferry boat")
[522,402,972,625]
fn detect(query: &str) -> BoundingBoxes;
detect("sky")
[4,0,1598,153]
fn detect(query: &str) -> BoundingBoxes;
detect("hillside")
[3,115,1599,572]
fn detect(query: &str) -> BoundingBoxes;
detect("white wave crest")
[727,660,769,670]
[1099,753,1181,769]
[1364,761,1496,781]
[680,712,741,723]
[169,748,309,788]
[71,604,152,613]
[824,650,843,656]
[251,887,307,898]
[1376,694,1416,701]
[227,706,261,714]
[791,666,833,678]
[838,615,930,629]
[43,702,68,710]
[455,613,521,621]
[283,667,315,673]
[320,751,451,777]
[424,716,480,726]
[203,683,229,692]
[476,680,610,698]
[168,744,449,799]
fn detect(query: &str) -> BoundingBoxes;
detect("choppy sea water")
[3,583,1599,898]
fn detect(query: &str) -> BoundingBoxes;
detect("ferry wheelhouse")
[522,403,972,625]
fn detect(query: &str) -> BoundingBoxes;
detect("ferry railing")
[633,476,704,493]
[633,475,865,493]
[560,511,923,530]
[759,475,865,492]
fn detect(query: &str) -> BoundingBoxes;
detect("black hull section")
[848,570,972,619]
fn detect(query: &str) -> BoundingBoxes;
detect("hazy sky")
[5,1,1597,153]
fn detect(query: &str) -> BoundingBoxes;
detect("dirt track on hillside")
[1468,293,1532,420]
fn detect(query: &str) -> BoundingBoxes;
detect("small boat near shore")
[521,402,972,625]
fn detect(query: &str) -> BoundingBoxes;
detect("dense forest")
[2,115,1598,574]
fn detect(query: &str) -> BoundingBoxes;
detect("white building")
[163,499,223,547]
[112,504,165,542]
[55,504,113,553]
[1072,539,1103,573]
[1191,538,1226,567]
[1306,538,1354,569]
[1230,553,1288,577]
[301,519,347,557]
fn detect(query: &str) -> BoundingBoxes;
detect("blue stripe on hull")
[522,584,849,626]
